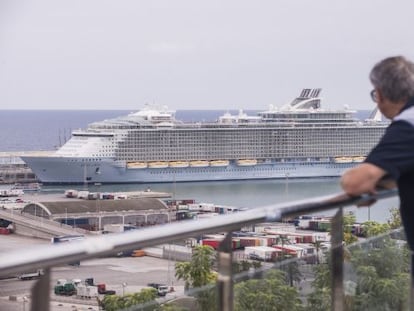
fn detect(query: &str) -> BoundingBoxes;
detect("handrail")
[0,189,397,277]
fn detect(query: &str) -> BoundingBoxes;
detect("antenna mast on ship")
[83,164,88,190]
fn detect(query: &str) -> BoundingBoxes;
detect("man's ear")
[376,88,384,102]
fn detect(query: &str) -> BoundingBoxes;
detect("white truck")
[17,269,44,280]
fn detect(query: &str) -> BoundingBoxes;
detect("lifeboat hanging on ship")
[148,161,169,168]
[352,156,366,163]
[189,160,210,167]
[236,159,257,166]
[127,161,148,169]
[169,161,190,168]
[334,157,353,163]
[210,160,230,167]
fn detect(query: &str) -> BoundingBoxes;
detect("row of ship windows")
[119,138,381,145]
[120,149,376,157]
[120,142,377,149]
[125,127,383,133]
[147,165,347,174]
[118,139,380,148]
[119,149,367,158]
[120,130,383,139]
[120,146,368,151]
[120,149,376,156]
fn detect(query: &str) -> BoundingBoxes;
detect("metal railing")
[0,189,401,311]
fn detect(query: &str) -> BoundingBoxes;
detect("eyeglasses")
[370,89,378,103]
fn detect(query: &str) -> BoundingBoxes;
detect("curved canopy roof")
[22,198,168,216]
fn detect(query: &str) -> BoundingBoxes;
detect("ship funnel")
[299,88,321,99]
[282,88,322,110]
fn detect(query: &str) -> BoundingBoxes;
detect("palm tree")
[285,261,303,287]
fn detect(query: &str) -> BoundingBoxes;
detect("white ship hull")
[21,156,355,184]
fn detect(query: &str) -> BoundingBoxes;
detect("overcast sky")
[1,0,414,111]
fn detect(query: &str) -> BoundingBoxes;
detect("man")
[340,56,414,249]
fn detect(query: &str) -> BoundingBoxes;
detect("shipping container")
[201,239,221,250]
[76,284,99,298]
[272,244,307,258]
[239,237,260,248]
[0,227,10,235]
[317,221,331,232]
[244,246,280,261]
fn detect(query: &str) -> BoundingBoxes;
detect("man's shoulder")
[394,105,414,126]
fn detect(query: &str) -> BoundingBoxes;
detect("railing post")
[30,267,50,311]
[331,208,344,311]
[410,251,414,310]
[217,232,233,311]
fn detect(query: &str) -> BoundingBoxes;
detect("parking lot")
[0,234,186,310]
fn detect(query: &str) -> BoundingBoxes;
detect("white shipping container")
[77,191,89,199]
[244,246,280,261]
[76,284,98,298]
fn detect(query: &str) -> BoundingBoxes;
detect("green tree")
[175,245,217,311]
[175,245,217,290]
[306,262,331,311]
[309,236,410,311]
[101,288,159,311]
[283,260,302,287]
[349,237,409,310]
[234,269,303,311]
[102,295,127,311]
[387,207,402,229]
[362,221,390,238]
[233,260,253,274]
[124,288,158,309]
[306,287,330,311]
[343,212,358,245]
[308,208,409,311]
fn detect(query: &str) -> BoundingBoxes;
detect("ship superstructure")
[22,89,388,184]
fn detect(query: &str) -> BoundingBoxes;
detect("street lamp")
[95,183,102,231]
[122,282,127,296]
[22,296,28,311]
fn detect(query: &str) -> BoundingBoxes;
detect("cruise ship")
[21,89,388,184]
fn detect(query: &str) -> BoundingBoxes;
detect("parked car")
[147,283,169,296]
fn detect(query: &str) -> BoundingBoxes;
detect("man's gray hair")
[370,56,414,102]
